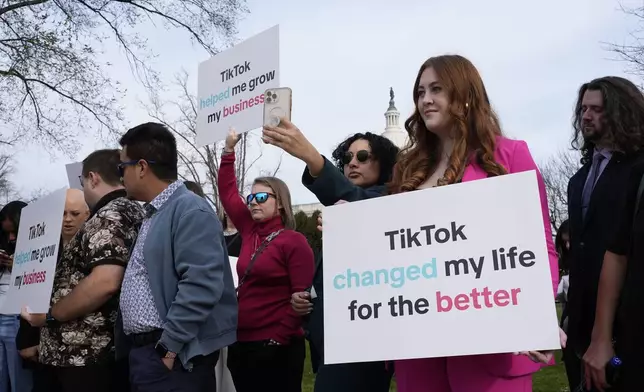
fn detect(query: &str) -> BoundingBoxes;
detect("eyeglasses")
[118,160,156,177]
[342,150,371,165]
[246,192,275,205]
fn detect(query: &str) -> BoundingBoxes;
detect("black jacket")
[566,152,641,352]
[301,157,387,364]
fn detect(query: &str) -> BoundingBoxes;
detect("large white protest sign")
[1,188,66,314]
[197,25,280,146]
[66,162,83,190]
[322,171,560,364]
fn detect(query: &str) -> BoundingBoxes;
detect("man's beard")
[582,124,601,143]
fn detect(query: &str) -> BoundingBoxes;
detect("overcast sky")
[8,0,644,205]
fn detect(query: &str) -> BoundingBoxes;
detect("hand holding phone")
[291,291,313,315]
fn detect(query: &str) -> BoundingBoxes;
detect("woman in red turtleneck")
[218,129,314,392]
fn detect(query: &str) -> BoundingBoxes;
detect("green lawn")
[302,306,568,391]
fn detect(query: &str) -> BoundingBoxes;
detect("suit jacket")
[461,136,559,378]
[566,150,637,353]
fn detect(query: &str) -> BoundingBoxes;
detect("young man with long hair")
[564,77,644,392]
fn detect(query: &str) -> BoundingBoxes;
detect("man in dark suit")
[565,76,644,391]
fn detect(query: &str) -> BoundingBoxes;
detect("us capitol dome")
[380,87,409,149]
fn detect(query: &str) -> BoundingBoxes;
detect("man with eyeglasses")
[22,149,144,392]
[115,122,237,392]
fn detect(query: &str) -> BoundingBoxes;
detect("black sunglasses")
[342,150,371,165]
[246,192,275,205]
[118,160,156,177]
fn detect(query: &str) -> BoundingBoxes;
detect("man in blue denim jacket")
[115,122,237,392]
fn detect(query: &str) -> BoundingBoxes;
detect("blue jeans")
[0,314,32,392]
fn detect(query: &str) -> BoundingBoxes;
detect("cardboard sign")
[2,188,66,314]
[196,25,280,146]
[65,162,83,190]
[322,171,560,364]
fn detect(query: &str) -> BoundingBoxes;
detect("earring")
[465,103,469,109]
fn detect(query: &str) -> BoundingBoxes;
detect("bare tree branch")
[538,149,581,233]
[141,70,280,213]
[0,0,48,17]
[23,186,47,203]
[0,153,16,203]
[0,0,247,153]
[606,4,644,84]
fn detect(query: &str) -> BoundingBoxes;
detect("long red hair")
[388,55,507,194]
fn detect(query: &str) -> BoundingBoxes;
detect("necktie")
[581,154,605,220]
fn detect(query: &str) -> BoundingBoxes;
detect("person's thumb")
[279,117,294,128]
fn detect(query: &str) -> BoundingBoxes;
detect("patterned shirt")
[120,181,182,335]
[40,191,144,367]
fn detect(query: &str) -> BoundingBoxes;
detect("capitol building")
[293,88,408,216]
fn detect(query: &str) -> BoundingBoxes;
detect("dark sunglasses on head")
[342,150,371,165]
[246,192,275,205]
[118,160,156,177]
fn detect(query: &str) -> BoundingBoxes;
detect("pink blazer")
[461,136,559,377]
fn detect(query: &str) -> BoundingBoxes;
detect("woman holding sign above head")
[387,54,562,392]
[217,129,314,392]
[262,119,399,392]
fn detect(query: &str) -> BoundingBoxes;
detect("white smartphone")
[263,87,292,127]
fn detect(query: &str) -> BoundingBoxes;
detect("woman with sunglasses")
[217,129,314,392]
[262,118,399,392]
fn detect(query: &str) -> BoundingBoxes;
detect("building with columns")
[381,87,409,149]
[293,89,408,216]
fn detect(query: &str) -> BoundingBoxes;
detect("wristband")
[45,308,59,327]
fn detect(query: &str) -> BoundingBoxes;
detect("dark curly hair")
[572,76,644,164]
[331,132,399,186]
[0,200,27,254]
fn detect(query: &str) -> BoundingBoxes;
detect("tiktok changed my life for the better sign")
[321,171,560,364]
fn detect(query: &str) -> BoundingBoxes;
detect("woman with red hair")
[389,54,562,391]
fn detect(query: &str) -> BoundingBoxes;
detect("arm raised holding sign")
[218,129,255,235]
[218,127,315,391]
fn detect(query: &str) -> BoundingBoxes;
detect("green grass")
[302,305,568,392]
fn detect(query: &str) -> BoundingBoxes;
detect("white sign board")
[322,171,560,364]
[229,256,238,286]
[196,25,280,146]
[1,188,66,314]
[66,162,83,190]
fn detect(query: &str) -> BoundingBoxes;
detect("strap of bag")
[235,229,283,295]
[226,232,240,251]
[634,171,644,228]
